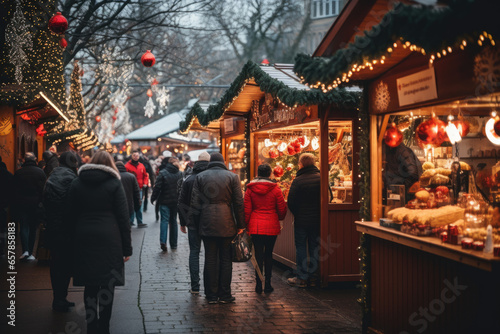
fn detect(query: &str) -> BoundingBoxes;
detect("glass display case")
[225,137,248,185]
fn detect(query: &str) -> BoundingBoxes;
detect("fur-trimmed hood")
[78,163,121,183]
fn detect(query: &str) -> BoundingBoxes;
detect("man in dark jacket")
[14,152,46,261]
[42,151,79,312]
[190,152,245,304]
[178,151,210,294]
[287,153,321,288]
[42,150,59,177]
[116,161,141,223]
[151,157,182,251]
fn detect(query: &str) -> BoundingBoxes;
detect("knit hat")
[209,152,225,162]
[198,151,210,162]
[59,151,78,169]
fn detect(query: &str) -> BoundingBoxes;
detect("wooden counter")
[355,221,500,334]
[355,221,500,271]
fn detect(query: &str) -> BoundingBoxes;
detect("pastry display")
[387,205,464,227]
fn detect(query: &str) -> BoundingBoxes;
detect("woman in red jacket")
[244,164,287,293]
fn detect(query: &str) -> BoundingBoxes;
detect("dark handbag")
[231,230,252,262]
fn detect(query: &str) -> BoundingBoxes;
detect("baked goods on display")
[387,205,464,227]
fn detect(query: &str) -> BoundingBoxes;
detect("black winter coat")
[0,164,14,209]
[151,163,182,206]
[42,166,77,249]
[117,163,141,216]
[191,161,245,237]
[287,165,321,228]
[177,160,209,228]
[67,163,132,287]
[14,160,46,209]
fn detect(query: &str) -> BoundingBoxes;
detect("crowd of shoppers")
[1,146,322,332]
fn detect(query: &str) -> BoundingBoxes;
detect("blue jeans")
[159,205,178,247]
[188,227,202,291]
[130,190,143,225]
[294,225,320,281]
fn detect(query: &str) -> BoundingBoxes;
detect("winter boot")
[264,277,274,293]
[255,277,263,293]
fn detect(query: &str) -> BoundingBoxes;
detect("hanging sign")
[397,67,438,107]
[224,118,235,134]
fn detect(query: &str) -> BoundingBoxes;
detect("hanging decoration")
[95,115,101,122]
[273,165,284,178]
[373,81,390,113]
[141,50,156,67]
[36,124,47,136]
[415,116,447,148]
[494,117,500,137]
[48,12,68,35]
[147,89,153,97]
[474,46,500,94]
[453,118,470,137]
[445,119,462,144]
[5,0,33,85]
[156,87,170,115]
[383,123,403,147]
[144,97,156,118]
[59,38,67,49]
[261,58,270,65]
[485,116,500,145]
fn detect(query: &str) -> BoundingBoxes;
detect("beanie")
[198,151,210,161]
[209,152,225,162]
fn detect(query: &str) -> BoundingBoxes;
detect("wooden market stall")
[295,0,500,332]
[180,61,361,285]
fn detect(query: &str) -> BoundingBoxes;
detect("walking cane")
[250,246,265,282]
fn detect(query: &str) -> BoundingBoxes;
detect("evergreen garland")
[294,0,500,87]
[179,61,360,132]
[357,92,371,333]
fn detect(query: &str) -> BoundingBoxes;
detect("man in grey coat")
[190,152,245,304]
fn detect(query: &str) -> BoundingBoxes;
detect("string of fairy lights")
[301,32,496,92]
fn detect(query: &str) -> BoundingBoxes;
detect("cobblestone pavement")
[138,209,361,334]
[0,208,361,334]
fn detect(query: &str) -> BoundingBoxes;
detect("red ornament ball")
[59,37,67,49]
[383,123,403,147]
[114,108,119,114]
[95,115,101,122]
[286,144,296,155]
[494,118,500,137]
[147,89,153,97]
[269,147,279,159]
[48,12,68,35]
[452,119,470,137]
[273,165,284,178]
[416,117,447,148]
[141,50,156,67]
[112,115,117,121]
[111,130,116,135]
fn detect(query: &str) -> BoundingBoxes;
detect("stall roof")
[179,61,360,133]
[126,99,205,140]
[110,134,126,144]
[294,0,500,90]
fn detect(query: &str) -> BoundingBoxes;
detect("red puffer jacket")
[244,179,287,235]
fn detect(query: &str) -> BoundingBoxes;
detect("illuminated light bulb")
[387,47,393,52]
[442,50,447,56]
[485,118,500,145]
[478,40,483,46]
[446,122,462,144]
[381,60,385,64]
[437,52,441,58]
[448,47,452,52]
[393,43,397,48]
[462,40,467,46]
[480,35,485,41]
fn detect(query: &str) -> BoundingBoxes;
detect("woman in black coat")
[67,151,132,334]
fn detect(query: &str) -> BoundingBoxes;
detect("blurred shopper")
[125,150,148,227]
[181,154,194,180]
[287,153,321,288]
[0,156,14,258]
[190,152,245,304]
[116,161,141,225]
[151,157,182,251]
[42,150,59,177]
[13,152,46,261]
[67,151,132,334]
[178,151,210,294]
[139,155,154,212]
[244,164,287,293]
[43,151,79,312]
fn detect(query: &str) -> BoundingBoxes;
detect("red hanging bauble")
[114,108,119,114]
[95,115,101,122]
[59,37,67,49]
[415,117,447,148]
[111,130,116,135]
[273,165,284,178]
[261,58,270,65]
[112,115,117,121]
[48,12,68,35]
[151,78,159,86]
[141,50,156,67]
[384,122,403,147]
[452,119,470,137]
[147,89,153,97]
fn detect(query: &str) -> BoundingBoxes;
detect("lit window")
[311,0,340,19]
